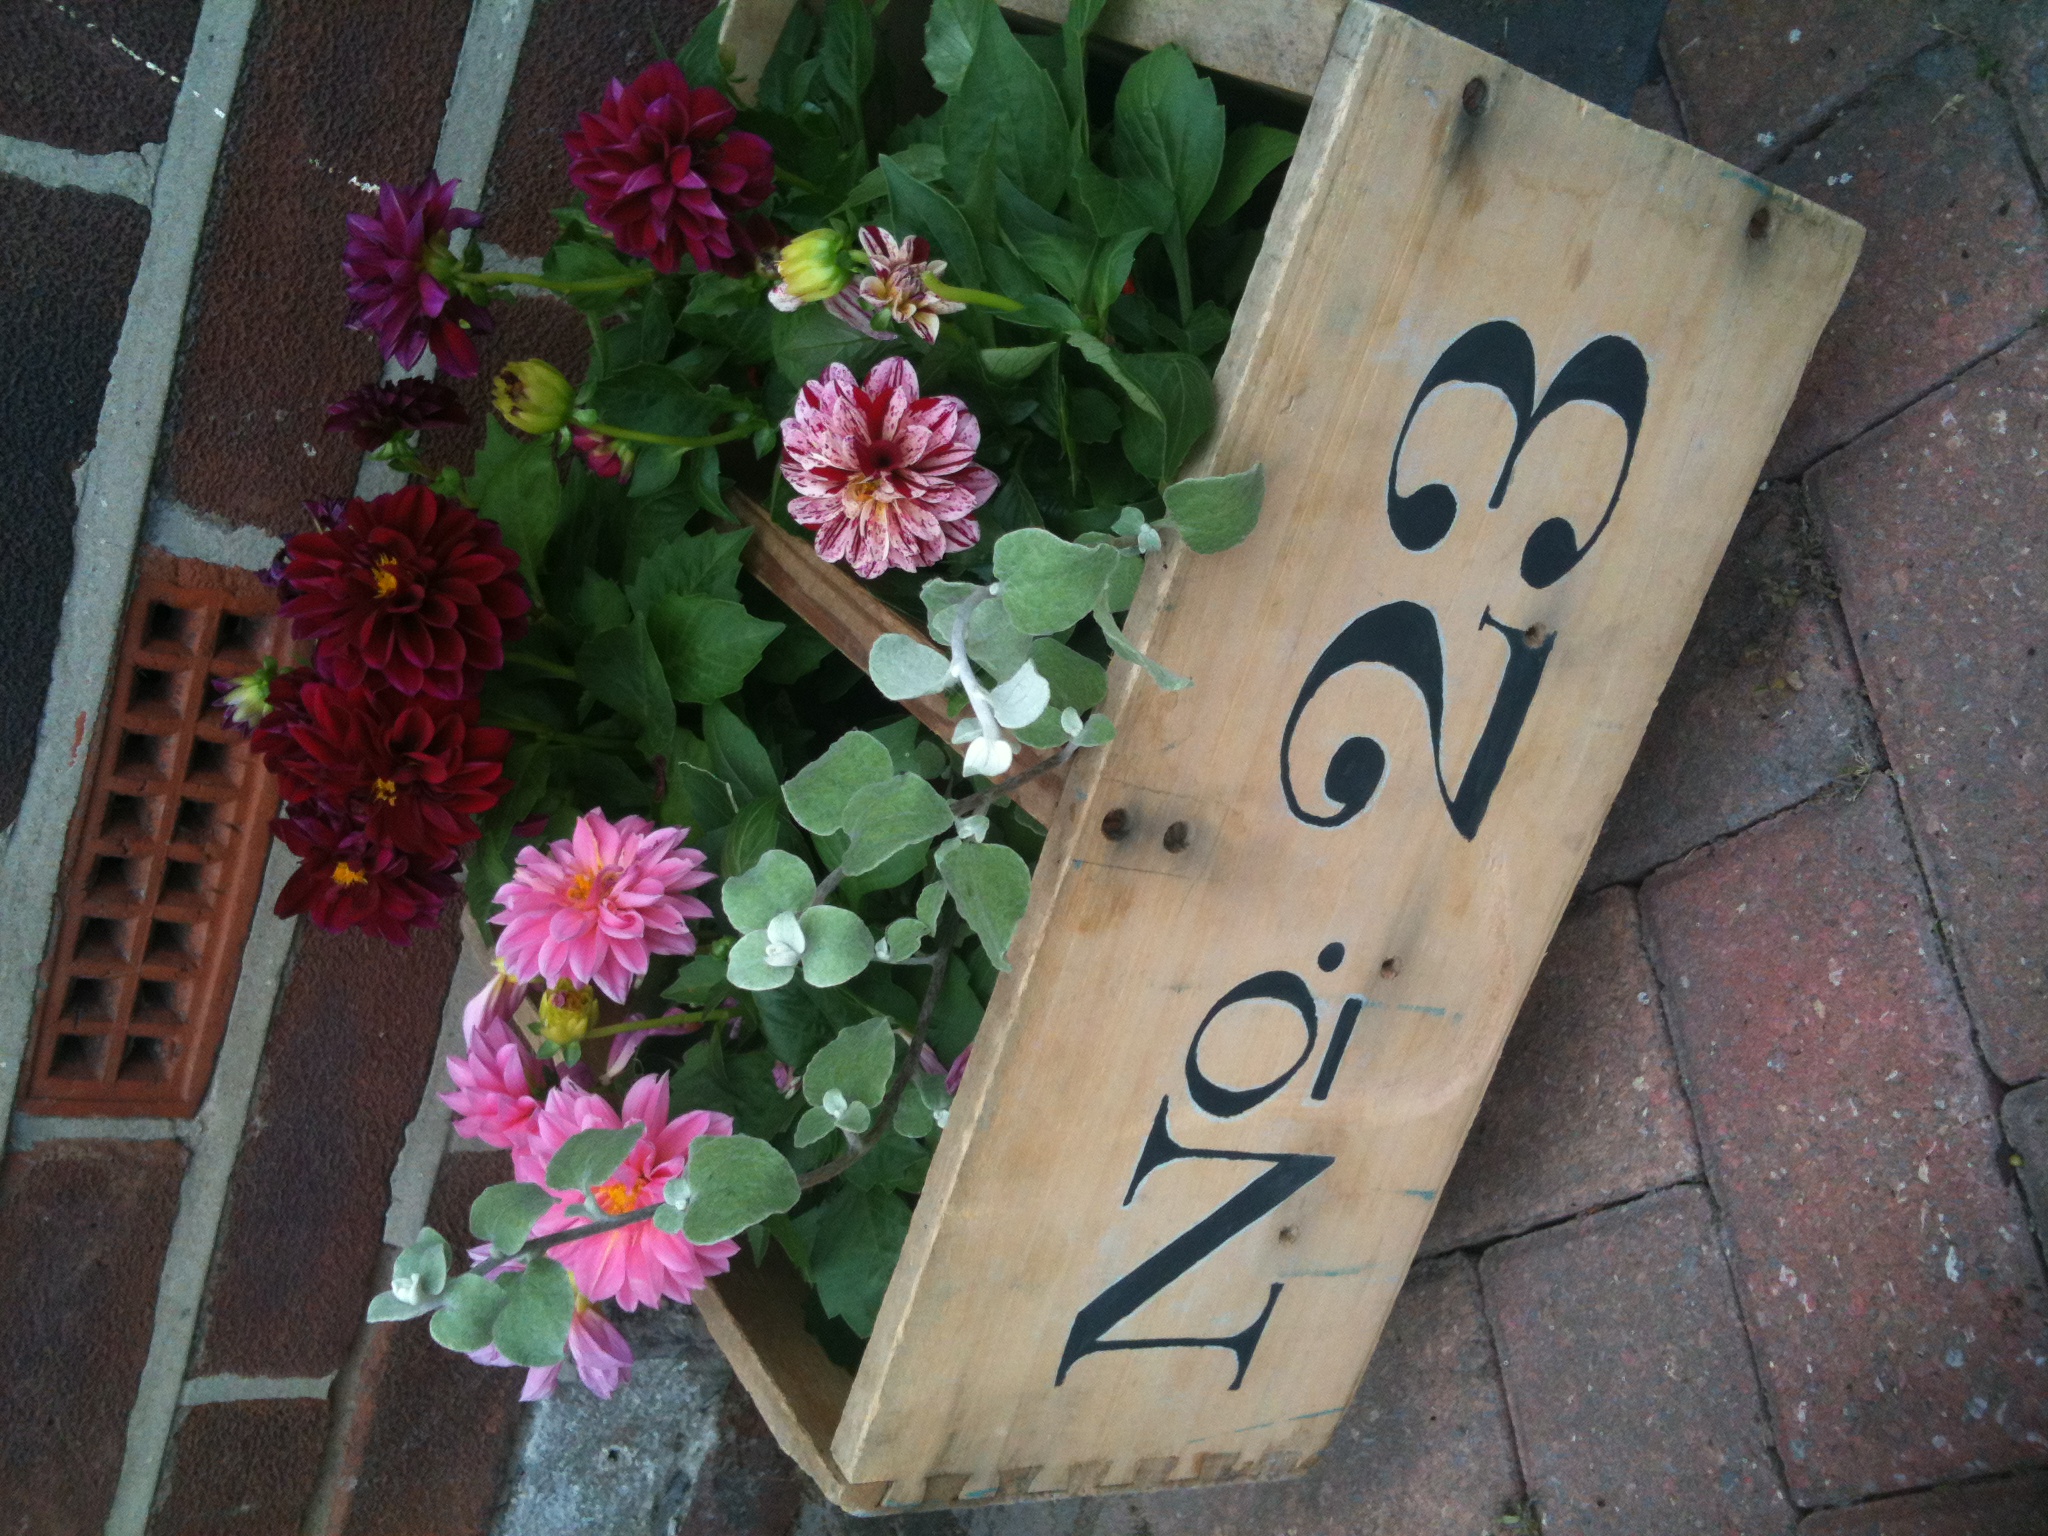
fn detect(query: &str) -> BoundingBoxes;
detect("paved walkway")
[499,4,2048,1532]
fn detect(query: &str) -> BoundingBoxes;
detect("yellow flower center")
[331,861,368,887]
[591,1176,644,1215]
[563,867,618,904]
[370,555,400,599]
[370,777,398,805]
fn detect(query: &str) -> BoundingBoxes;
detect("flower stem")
[580,1008,736,1041]
[505,653,579,681]
[469,268,655,296]
[949,742,1080,819]
[583,419,765,450]
[924,275,1023,313]
[947,589,1007,760]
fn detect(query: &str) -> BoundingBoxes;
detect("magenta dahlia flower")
[514,1074,739,1310]
[324,378,469,451]
[490,811,714,1003]
[564,62,774,276]
[442,1010,545,1151]
[342,174,493,376]
[780,356,998,579]
[271,806,456,943]
[277,486,531,700]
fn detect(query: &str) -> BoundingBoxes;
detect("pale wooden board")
[818,0,1863,1497]
[1003,0,1342,97]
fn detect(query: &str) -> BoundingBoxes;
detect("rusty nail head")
[1163,820,1190,853]
[1100,808,1131,841]
[1462,76,1489,116]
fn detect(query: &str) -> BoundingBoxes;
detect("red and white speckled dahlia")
[779,356,998,579]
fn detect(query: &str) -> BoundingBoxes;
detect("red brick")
[1424,888,1699,1254]
[2006,1082,2048,1242]
[480,0,716,259]
[1482,1185,1797,1535]
[1640,784,2048,1503]
[331,1151,523,1536]
[148,1399,330,1536]
[423,292,594,477]
[1661,0,1944,169]
[674,1384,809,1536]
[1586,488,1879,888]
[193,909,462,1378]
[0,0,201,153]
[1761,44,2048,475]
[157,1,470,536]
[1068,1256,1524,1536]
[1990,3,2048,174]
[0,176,153,829]
[1810,330,2048,1085]
[1798,1471,2048,1536]
[0,1139,187,1536]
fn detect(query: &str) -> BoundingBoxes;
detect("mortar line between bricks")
[0,132,160,206]
[106,841,300,1536]
[1465,1255,1537,1517]
[1434,1175,1709,1264]
[179,1373,337,1407]
[1751,35,1952,176]
[0,0,256,1146]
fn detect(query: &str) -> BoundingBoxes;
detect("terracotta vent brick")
[22,552,286,1118]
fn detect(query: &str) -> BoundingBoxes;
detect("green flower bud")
[493,358,575,436]
[773,228,854,306]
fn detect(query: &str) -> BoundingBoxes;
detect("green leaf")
[1163,463,1265,553]
[935,838,1033,969]
[923,0,984,95]
[771,303,879,388]
[492,1255,576,1368]
[868,633,954,700]
[545,1125,642,1193]
[1071,161,1174,239]
[803,1016,895,1109]
[881,155,986,288]
[568,571,632,635]
[839,774,956,875]
[992,528,1118,635]
[1088,226,1150,321]
[575,620,674,762]
[1111,44,1226,233]
[718,791,790,878]
[1031,637,1109,712]
[542,236,638,315]
[1065,331,1161,421]
[818,0,874,115]
[678,2,731,91]
[1096,600,1190,690]
[1059,0,1111,128]
[627,527,751,613]
[470,1182,557,1257]
[592,362,719,439]
[794,1105,841,1147]
[671,1133,801,1244]
[783,730,894,834]
[428,1273,509,1353]
[1200,123,1298,226]
[916,882,948,932]
[1118,351,1215,480]
[704,702,778,801]
[966,598,1034,680]
[469,418,563,583]
[727,929,797,991]
[808,1186,913,1336]
[941,2,1069,211]
[662,950,730,1007]
[647,594,783,704]
[367,1290,439,1324]
[723,848,817,931]
[988,659,1050,729]
[1073,712,1117,747]
[1103,547,1144,613]
[799,905,874,987]
[879,916,929,963]
[980,341,1060,382]
[392,1227,452,1302]
[996,177,1095,303]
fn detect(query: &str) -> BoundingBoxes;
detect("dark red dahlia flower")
[324,378,469,451]
[564,63,774,276]
[273,806,457,944]
[343,174,494,377]
[254,680,511,858]
[277,485,531,700]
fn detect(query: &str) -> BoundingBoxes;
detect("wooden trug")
[701,0,1862,1512]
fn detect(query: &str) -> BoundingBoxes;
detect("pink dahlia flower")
[780,357,998,579]
[442,1009,544,1151]
[851,226,964,345]
[491,811,713,1002]
[342,174,493,377]
[468,1292,634,1401]
[565,63,774,276]
[515,1074,739,1310]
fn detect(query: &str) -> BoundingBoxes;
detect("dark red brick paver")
[1586,487,1878,888]
[1641,783,2048,1504]
[0,0,203,153]
[1798,1470,2048,1535]
[148,1399,331,1536]
[1482,1185,1797,1536]
[0,1139,187,1536]
[157,0,470,536]
[1659,0,1944,170]
[1762,42,2048,476]
[193,910,462,1379]
[1811,328,2048,1086]
[1425,888,1699,1254]
[675,1384,811,1536]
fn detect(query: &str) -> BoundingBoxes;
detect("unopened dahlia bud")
[768,227,853,311]
[216,656,279,730]
[493,358,575,435]
[538,980,598,1045]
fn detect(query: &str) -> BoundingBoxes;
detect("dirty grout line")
[0,132,161,206]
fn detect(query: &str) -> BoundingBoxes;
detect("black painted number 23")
[1279,320,1649,839]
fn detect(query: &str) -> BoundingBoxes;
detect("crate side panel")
[835,1,1860,1488]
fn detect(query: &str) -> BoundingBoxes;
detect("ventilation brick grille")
[22,555,285,1118]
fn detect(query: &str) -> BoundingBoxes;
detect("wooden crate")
[703,0,1863,1513]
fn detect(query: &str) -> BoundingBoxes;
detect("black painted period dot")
[1317,942,1345,972]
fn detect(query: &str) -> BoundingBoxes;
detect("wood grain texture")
[719,0,803,104]
[1002,0,1342,97]
[828,0,1861,1494]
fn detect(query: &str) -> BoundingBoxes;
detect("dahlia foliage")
[256,0,1282,1397]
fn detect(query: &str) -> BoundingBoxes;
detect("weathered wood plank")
[827,0,1861,1490]
[1003,0,1341,97]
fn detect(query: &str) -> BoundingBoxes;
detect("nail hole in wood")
[1278,1226,1299,1244]
[1748,206,1771,240]
[1100,808,1130,841]
[1462,76,1489,116]
[1162,820,1190,853]
[1380,957,1401,979]
[1523,622,1548,646]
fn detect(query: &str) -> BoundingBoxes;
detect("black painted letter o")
[1186,972,1320,1119]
